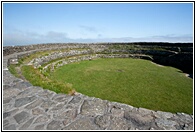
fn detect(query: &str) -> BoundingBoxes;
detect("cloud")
[79,25,98,33]
[3,27,193,46]
[3,29,70,46]
[97,34,103,38]
[45,31,67,40]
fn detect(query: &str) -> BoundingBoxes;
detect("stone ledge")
[3,45,193,130]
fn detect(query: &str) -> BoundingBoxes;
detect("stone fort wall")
[3,43,193,130]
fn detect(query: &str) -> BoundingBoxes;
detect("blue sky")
[3,2,193,46]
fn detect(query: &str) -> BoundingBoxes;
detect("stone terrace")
[3,44,193,130]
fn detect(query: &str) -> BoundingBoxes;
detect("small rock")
[32,108,44,115]
[15,96,36,107]
[62,118,100,130]
[25,99,43,109]
[35,124,45,130]
[111,107,124,117]
[3,120,9,127]
[34,116,49,123]
[154,111,174,119]
[14,111,30,124]
[138,107,152,116]
[155,118,178,130]
[68,95,82,104]
[81,99,107,116]
[40,100,56,110]
[53,109,77,120]
[107,116,129,130]
[4,124,16,130]
[52,94,72,103]
[3,88,21,99]
[19,117,35,130]
[95,115,111,129]
[3,109,19,119]
[47,120,62,130]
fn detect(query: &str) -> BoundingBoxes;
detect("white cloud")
[79,25,98,33]
[3,27,193,46]
[3,29,70,46]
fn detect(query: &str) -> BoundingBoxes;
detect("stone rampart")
[4,42,193,73]
[3,43,193,130]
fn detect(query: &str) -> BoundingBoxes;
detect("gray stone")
[176,113,193,123]
[32,108,44,115]
[3,85,12,90]
[3,103,13,112]
[95,115,111,129]
[154,111,174,119]
[3,109,19,119]
[62,118,72,126]
[138,107,153,116]
[34,116,49,123]
[3,120,9,127]
[107,117,129,130]
[13,81,32,90]
[48,103,65,113]
[35,124,45,130]
[155,118,178,130]
[19,117,35,130]
[184,123,193,130]
[40,100,56,110]
[53,109,77,120]
[16,86,43,98]
[38,89,56,99]
[124,111,154,127]
[81,99,107,116]
[68,95,82,104]
[4,124,16,130]
[62,118,100,130]
[52,94,72,103]
[3,88,21,99]
[47,120,62,130]
[12,78,23,83]
[25,99,43,109]
[14,111,30,124]
[3,98,12,104]
[108,102,134,113]
[111,107,124,117]
[15,96,36,107]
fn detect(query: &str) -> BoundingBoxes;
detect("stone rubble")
[3,47,193,130]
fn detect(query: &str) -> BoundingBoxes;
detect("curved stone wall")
[3,43,193,130]
[4,42,193,73]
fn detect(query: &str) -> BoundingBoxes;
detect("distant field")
[50,58,193,114]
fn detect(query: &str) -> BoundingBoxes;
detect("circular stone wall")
[3,43,193,130]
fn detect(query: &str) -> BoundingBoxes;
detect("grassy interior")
[50,58,193,114]
[8,49,193,114]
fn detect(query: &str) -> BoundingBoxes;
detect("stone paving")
[3,51,193,130]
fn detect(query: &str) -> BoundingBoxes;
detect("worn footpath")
[3,51,193,130]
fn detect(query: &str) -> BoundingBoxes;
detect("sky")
[3,2,194,46]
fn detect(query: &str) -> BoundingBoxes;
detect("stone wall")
[4,42,193,74]
[3,46,193,130]
[3,45,194,131]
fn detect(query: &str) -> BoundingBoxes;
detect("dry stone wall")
[4,42,193,73]
[3,43,193,130]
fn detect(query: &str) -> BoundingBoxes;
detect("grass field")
[50,58,193,114]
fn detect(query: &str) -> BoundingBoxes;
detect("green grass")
[8,64,21,78]
[50,58,193,114]
[21,65,74,94]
